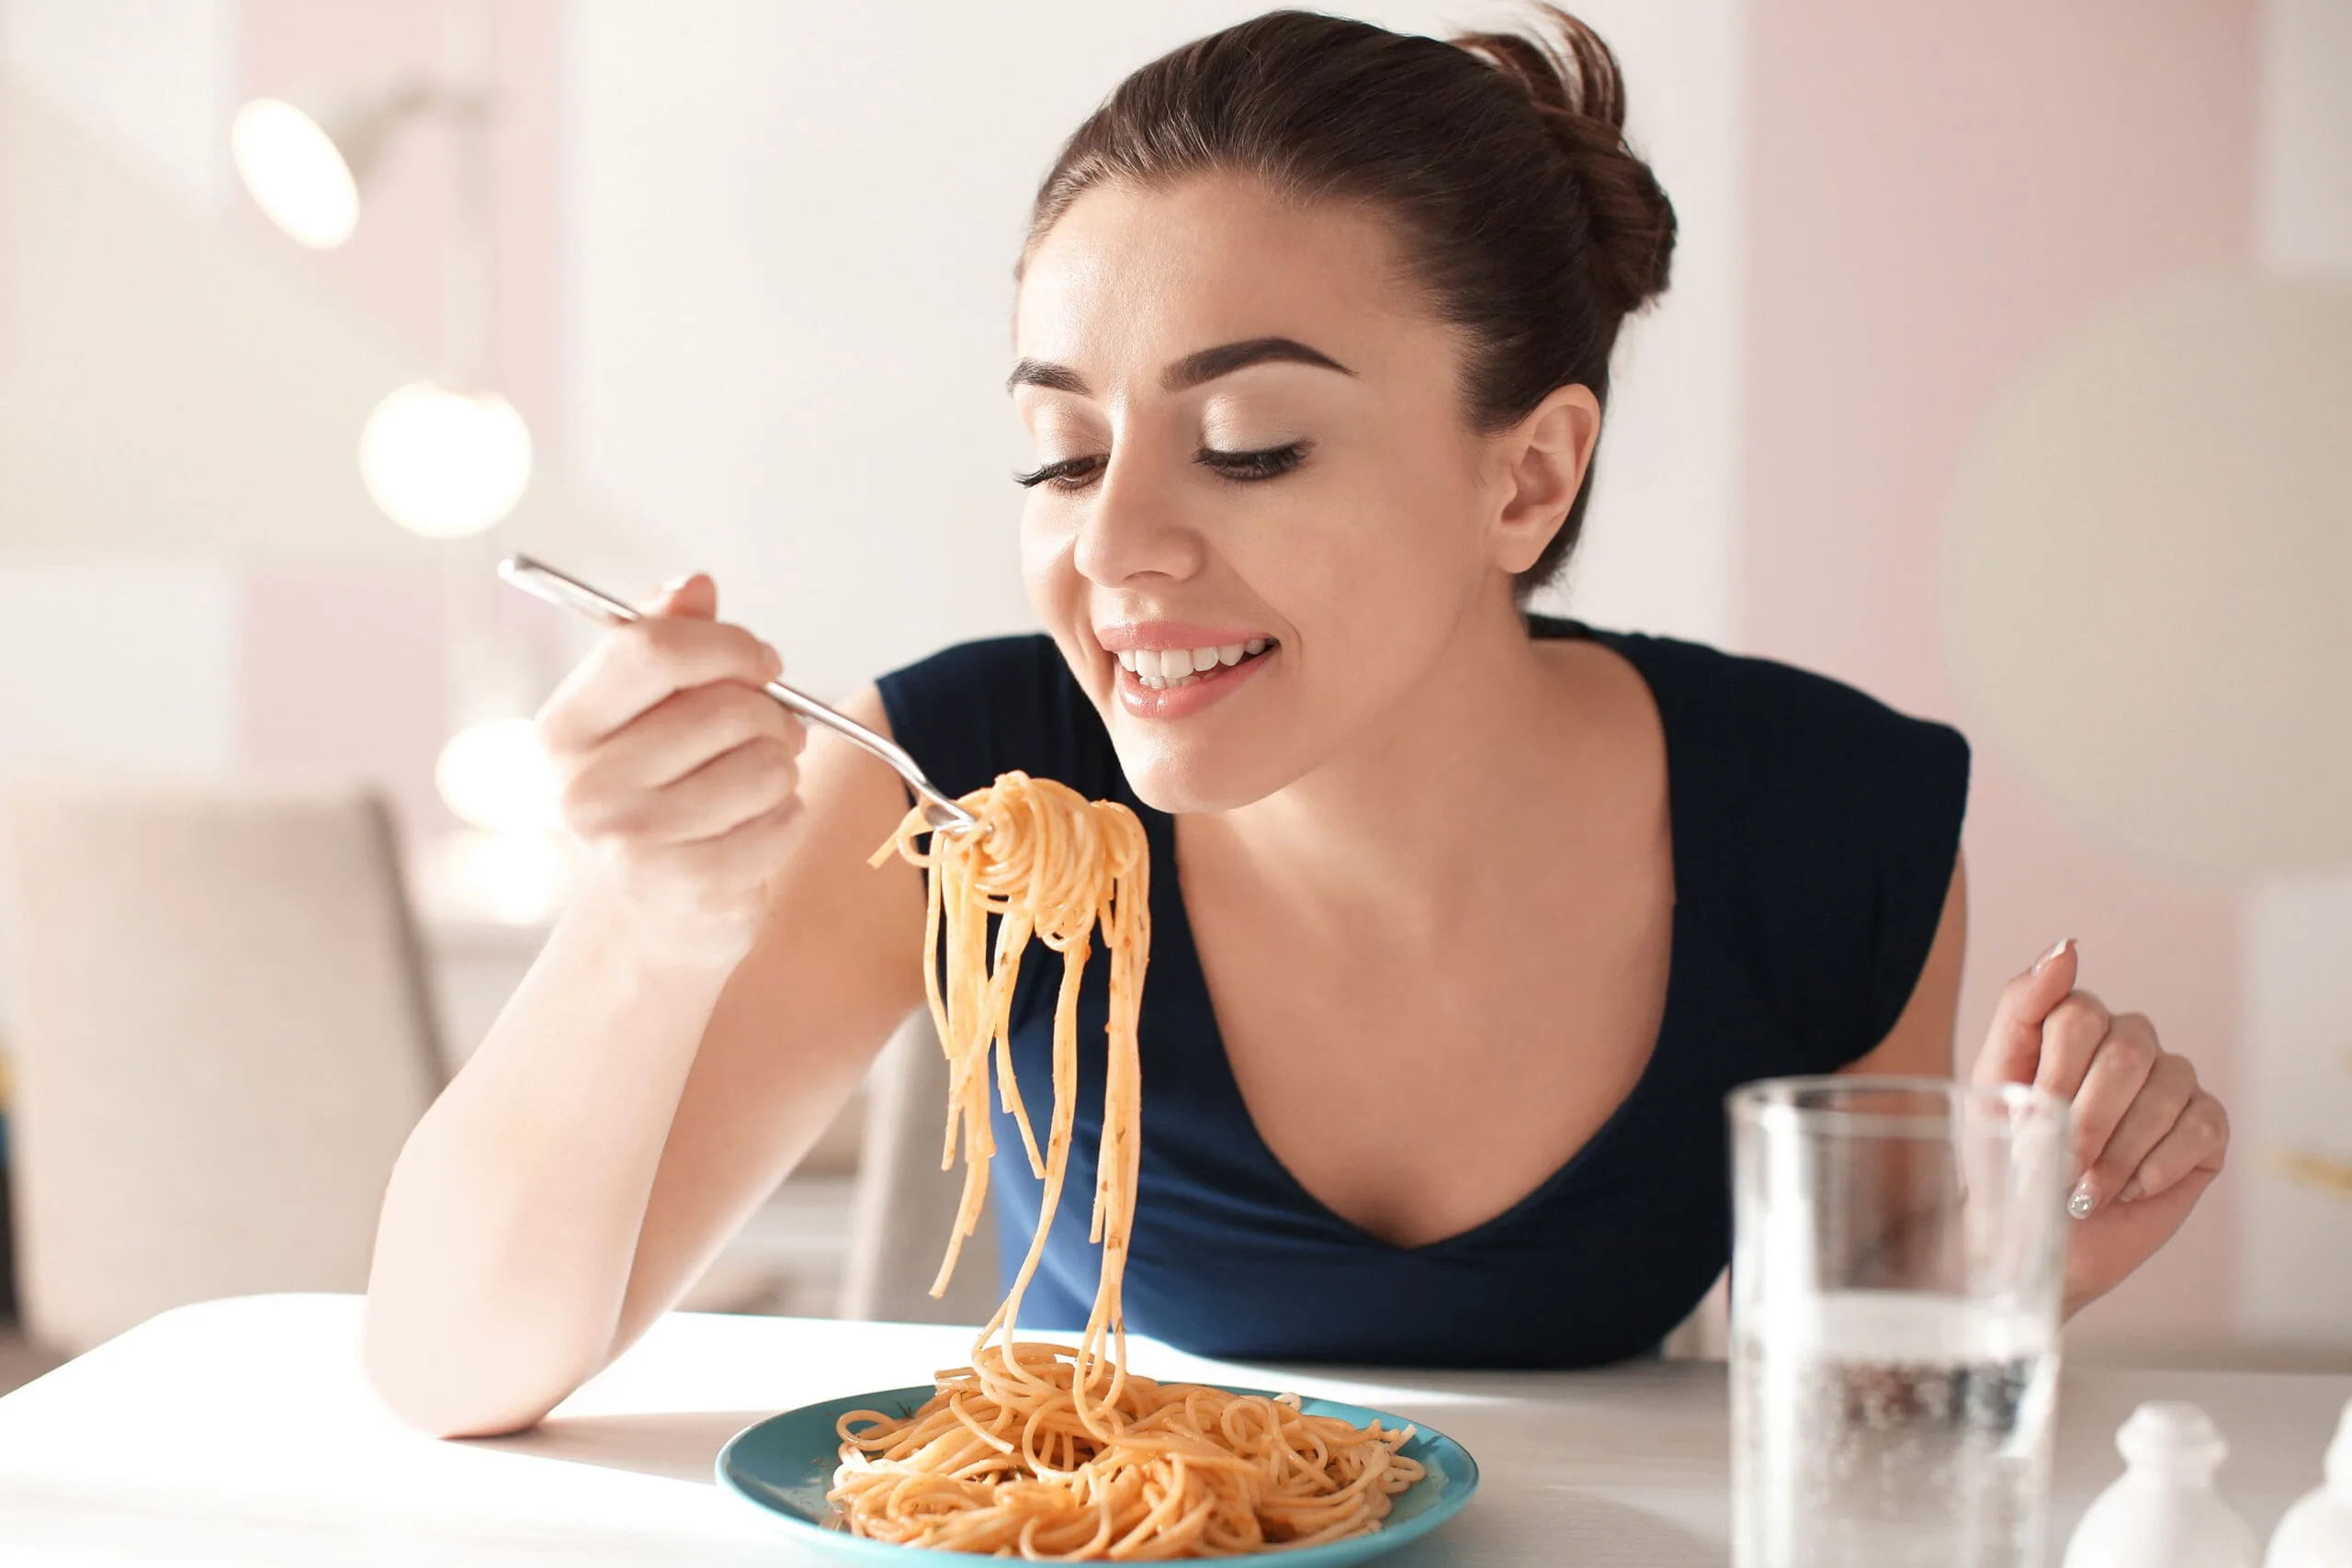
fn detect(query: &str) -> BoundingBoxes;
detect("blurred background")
[0,0,2343,1389]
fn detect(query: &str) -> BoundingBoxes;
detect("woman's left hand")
[1973,939,2231,1317]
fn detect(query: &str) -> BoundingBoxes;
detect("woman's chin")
[1107,728,1301,818]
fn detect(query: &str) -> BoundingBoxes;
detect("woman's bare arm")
[608,707,928,1357]
[363,684,925,1438]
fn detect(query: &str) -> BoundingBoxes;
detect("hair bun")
[1453,8,1676,318]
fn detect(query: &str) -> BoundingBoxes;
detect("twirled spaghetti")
[849,772,1422,1557]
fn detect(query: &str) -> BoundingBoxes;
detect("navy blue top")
[876,620,1969,1369]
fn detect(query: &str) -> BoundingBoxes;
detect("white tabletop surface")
[0,1294,2342,1566]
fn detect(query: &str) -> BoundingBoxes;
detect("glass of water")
[1728,1076,2071,1568]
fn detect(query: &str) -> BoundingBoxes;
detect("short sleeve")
[1622,634,1971,1074]
[1859,714,1971,1049]
[874,635,1122,806]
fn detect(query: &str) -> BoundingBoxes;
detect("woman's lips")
[1113,644,1275,719]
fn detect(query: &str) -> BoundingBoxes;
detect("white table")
[0,1295,2341,1566]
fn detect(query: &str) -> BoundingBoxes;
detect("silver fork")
[497,554,980,837]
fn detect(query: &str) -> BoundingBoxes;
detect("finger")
[578,734,800,847]
[2075,1054,2197,1217]
[2065,1013,2160,1178]
[2030,990,2112,1101]
[540,615,784,753]
[660,793,806,893]
[643,571,718,621]
[568,682,803,800]
[1974,938,2079,1086]
[2064,1168,2217,1311]
[2118,1089,2229,1205]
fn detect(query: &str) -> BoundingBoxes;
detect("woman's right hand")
[537,572,808,967]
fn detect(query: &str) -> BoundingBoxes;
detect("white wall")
[2,0,234,214]
[0,1,242,784]
[2257,0,2352,274]
[0,565,238,775]
[2237,0,2352,1347]
[566,0,1746,699]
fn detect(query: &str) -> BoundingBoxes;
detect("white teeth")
[1116,637,1276,690]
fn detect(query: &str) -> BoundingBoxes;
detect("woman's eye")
[1012,455,1106,491]
[1196,442,1309,482]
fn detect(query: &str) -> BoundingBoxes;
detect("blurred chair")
[0,781,442,1355]
[838,1010,1000,1325]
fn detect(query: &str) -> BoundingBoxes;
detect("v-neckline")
[1145,620,1689,1256]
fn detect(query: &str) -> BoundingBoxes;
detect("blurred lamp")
[229,99,360,248]
[229,84,448,251]
[442,827,571,926]
[360,382,534,539]
[232,76,534,540]
[434,717,559,833]
[1948,276,2352,876]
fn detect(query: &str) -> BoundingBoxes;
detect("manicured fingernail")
[2118,1176,2144,1204]
[2034,938,2075,976]
[662,572,697,594]
[761,642,784,677]
[2068,1179,2098,1219]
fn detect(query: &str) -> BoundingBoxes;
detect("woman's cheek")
[1019,503,1080,616]
[1303,474,1467,627]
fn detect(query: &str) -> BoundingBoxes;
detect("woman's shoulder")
[1562,620,1972,1067]
[1559,621,1970,802]
[874,633,1117,802]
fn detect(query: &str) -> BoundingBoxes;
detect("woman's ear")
[1488,383,1601,574]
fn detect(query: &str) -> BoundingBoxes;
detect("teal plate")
[716,1382,1480,1565]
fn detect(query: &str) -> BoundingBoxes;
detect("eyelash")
[1202,443,1309,482]
[1012,456,1104,491]
[1012,443,1311,491]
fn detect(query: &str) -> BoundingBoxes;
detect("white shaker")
[2064,1402,2259,1568]
[2266,1399,2352,1568]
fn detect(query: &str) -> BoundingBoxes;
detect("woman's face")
[1012,174,1547,815]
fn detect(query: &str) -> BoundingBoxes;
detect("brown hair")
[1023,7,1677,592]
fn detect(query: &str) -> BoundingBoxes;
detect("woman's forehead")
[1012,175,1440,385]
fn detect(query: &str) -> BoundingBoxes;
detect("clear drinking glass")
[1728,1076,2072,1568]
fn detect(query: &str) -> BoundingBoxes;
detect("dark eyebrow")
[1161,336,1354,391]
[1004,336,1355,398]
[1005,358,1091,395]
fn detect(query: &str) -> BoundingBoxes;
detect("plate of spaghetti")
[716,1374,1477,1562]
[714,772,1480,1561]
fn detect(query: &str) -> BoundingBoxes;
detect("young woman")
[364,8,2230,1438]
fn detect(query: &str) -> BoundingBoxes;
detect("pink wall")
[231,0,566,842]
[1740,0,2259,1340]
[234,0,565,439]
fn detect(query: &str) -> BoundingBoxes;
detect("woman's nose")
[1072,452,1206,587]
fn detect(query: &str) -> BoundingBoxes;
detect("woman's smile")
[1096,620,1279,717]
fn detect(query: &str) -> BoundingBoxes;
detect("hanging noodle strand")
[842,772,1423,1558]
